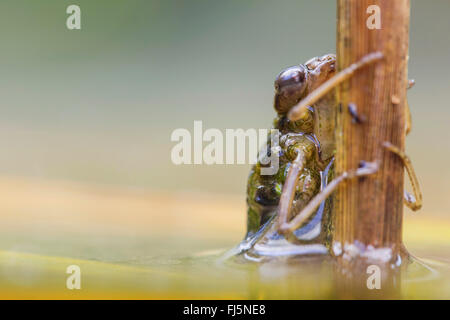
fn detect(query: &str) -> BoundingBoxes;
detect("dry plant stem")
[405,100,412,135]
[405,79,415,134]
[335,0,410,258]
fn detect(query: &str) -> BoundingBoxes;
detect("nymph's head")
[274,54,336,114]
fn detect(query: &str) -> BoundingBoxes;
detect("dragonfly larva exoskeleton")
[241,52,422,259]
[244,54,338,257]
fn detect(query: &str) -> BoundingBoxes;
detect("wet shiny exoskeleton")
[246,109,322,239]
[245,54,337,249]
[242,52,422,258]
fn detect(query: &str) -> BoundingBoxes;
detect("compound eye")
[274,65,307,92]
[274,65,308,114]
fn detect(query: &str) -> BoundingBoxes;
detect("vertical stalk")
[334,0,410,289]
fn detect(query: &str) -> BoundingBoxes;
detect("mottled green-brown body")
[245,54,338,245]
[246,110,321,238]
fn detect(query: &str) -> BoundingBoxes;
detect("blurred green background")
[0,0,449,216]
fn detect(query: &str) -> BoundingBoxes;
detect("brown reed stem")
[334,0,410,266]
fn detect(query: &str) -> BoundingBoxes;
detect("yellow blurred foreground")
[0,177,449,299]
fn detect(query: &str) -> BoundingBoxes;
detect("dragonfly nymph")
[241,53,422,259]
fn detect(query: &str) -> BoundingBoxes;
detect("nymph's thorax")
[273,107,314,135]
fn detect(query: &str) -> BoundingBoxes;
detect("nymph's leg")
[383,141,422,211]
[278,161,379,235]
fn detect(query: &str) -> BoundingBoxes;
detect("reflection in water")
[0,240,447,299]
[106,246,446,299]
